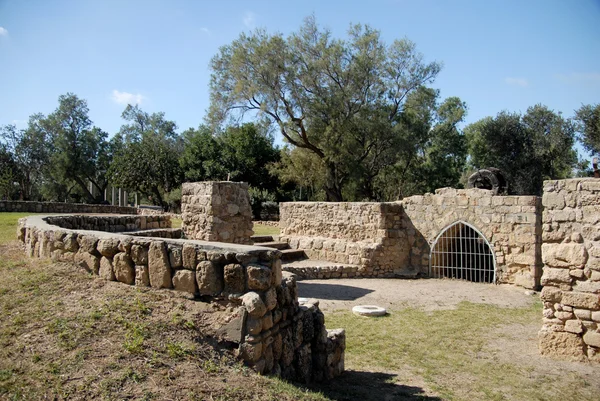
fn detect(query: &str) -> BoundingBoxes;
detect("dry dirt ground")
[298,278,600,400]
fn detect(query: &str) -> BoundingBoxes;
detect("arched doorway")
[429,221,496,283]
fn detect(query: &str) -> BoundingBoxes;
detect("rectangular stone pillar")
[181,182,253,244]
[111,186,116,205]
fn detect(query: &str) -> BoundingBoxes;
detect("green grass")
[171,217,182,228]
[325,302,596,401]
[253,223,280,236]
[0,212,34,245]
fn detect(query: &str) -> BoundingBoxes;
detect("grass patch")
[252,223,280,236]
[325,302,596,401]
[171,217,182,228]
[0,212,34,245]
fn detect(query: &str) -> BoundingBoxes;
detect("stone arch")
[429,220,496,283]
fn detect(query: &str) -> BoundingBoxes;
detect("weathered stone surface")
[172,270,197,295]
[561,291,600,310]
[131,244,148,265]
[78,235,98,254]
[246,317,262,335]
[99,256,115,281]
[246,264,272,291]
[541,268,572,285]
[135,265,150,287]
[564,320,584,334]
[97,238,120,257]
[264,287,278,311]
[182,243,197,270]
[242,292,267,318]
[583,331,600,348]
[148,241,172,289]
[540,286,562,303]
[542,243,588,268]
[75,251,100,275]
[538,330,585,360]
[113,253,135,284]
[239,341,262,363]
[196,260,223,296]
[224,263,245,294]
[168,246,183,269]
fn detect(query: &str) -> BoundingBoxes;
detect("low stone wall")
[253,221,279,227]
[538,179,600,361]
[280,202,410,278]
[182,182,254,244]
[17,214,344,381]
[44,214,171,232]
[280,189,542,286]
[0,200,137,214]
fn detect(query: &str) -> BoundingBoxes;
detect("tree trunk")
[324,162,344,201]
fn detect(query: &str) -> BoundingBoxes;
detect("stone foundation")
[182,182,254,244]
[17,214,344,381]
[538,178,600,361]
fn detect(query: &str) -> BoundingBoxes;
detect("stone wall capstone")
[0,200,137,214]
[538,178,600,362]
[181,182,254,245]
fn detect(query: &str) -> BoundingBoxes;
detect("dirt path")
[297,277,537,312]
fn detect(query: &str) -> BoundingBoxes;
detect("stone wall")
[280,188,542,286]
[280,202,409,278]
[182,182,254,245]
[17,214,344,381]
[0,200,138,214]
[403,188,542,288]
[44,214,171,232]
[538,178,600,361]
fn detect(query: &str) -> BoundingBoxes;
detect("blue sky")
[1,0,599,153]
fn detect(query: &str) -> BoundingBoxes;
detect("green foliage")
[108,105,183,211]
[466,105,577,195]
[575,103,600,155]
[180,125,226,182]
[209,16,442,201]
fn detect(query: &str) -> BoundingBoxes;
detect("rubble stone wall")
[17,214,344,382]
[0,200,137,214]
[280,202,410,278]
[182,182,254,245]
[538,178,600,361]
[280,188,542,286]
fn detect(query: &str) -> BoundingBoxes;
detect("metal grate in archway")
[429,221,496,283]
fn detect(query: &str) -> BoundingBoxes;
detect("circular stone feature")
[352,305,387,317]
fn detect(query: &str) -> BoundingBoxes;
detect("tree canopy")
[209,16,441,201]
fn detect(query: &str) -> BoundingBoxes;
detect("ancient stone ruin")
[17,211,345,382]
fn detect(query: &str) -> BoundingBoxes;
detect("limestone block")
[182,243,197,269]
[242,292,267,318]
[583,331,600,348]
[573,281,600,294]
[564,320,584,334]
[554,311,574,320]
[246,264,272,291]
[575,308,592,320]
[173,270,197,295]
[239,341,263,363]
[113,253,135,284]
[542,243,588,268]
[543,192,565,209]
[75,251,100,275]
[538,330,585,360]
[541,268,572,285]
[135,265,150,287]
[561,291,600,310]
[99,256,115,281]
[131,245,148,265]
[224,263,246,294]
[262,313,274,331]
[264,287,277,311]
[196,260,223,296]
[62,233,79,252]
[97,238,120,257]
[168,246,183,269]
[541,286,563,303]
[78,235,98,254]
[148,241,172,289]
[246,317,262,335]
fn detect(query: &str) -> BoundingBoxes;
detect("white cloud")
[243,12,256,28]
[200,27,210,34]
[0,27,8,36]
[111,90,145,105]
[505,77,529,87]
[554,72,600,85]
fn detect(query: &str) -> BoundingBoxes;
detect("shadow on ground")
[297,282,374,301]
[306,370,441,401]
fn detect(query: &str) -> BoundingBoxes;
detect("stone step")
[258,241,290,250]
[280,249,307,261]
[251,235,275,243]
[282,260,361,280]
